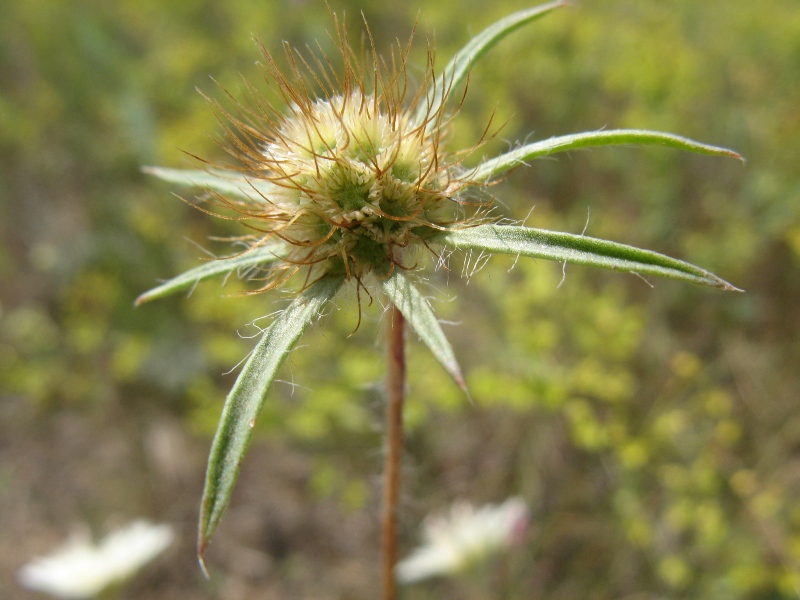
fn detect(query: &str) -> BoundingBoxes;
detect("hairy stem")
[383,303,405,600]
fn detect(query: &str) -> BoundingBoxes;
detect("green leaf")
[434,225,741,291]
[414,1,568,129]
[467,129,744,182]
[135,246,283,306]
[198,276,344,566]
[142,166,277,201]
[381,271,467,392]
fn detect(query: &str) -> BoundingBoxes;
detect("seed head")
[200,19,485,293]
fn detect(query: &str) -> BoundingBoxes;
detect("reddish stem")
[382,303,405,600]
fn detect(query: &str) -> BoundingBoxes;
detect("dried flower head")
[138,2,741,563]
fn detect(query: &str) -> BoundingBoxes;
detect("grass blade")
[381,271,467,392]
[467,129,744,182]
[198,276,344,567]
[435,225,741,291]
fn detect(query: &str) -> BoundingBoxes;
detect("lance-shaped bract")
[135,245,284,306]
[433,225,741,291]
[414,1,569,131]
[198,276,343,568]
[467,129,744,183]
[141,166,280,201]
[381,271,467,392]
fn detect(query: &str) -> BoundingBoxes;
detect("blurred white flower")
[396,497,529,584]
[18,520,174,599]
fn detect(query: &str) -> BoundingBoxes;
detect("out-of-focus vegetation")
[1,0,798,598]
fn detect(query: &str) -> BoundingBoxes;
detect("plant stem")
[383,303,405,600]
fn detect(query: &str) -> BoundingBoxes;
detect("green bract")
[138,1,742,564]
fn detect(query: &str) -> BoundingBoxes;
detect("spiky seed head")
[200,18,486,293]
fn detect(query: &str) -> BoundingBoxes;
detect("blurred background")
[1,0,799,598]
